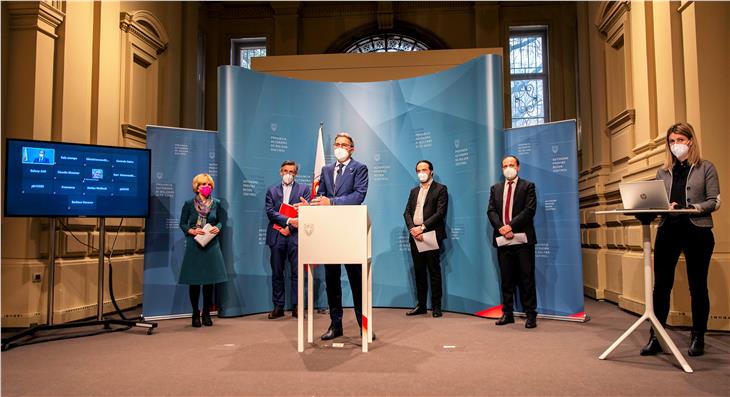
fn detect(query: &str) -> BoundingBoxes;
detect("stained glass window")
[344,34,429,53]
[509,29,548,127]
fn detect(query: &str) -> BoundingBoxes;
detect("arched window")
[344,33,430,53]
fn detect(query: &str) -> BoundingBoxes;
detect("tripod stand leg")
[649,314,693,373]
[599,313,649,360]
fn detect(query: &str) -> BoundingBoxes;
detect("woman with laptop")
[641,122,720,357]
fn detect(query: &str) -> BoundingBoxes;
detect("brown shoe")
[267,307,284,319]
[292,304,298,318]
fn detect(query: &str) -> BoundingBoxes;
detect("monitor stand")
[1,218,157,351]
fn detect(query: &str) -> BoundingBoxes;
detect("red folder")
[273,202,298,230]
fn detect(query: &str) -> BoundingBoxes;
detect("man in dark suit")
[265,160,311,319]
[307,132,369,340]
[403,160,448,317]
[487,155,538,329]
[33,150,50,163]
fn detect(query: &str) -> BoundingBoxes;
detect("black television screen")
[4,139,151,217]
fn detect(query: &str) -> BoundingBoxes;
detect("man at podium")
[308,132,369,340]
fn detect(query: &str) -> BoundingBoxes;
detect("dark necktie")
[504,181,514,225]
[335,163,344,186]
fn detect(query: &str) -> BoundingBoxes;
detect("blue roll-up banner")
[143,55,586,321]
[143,126,218,319]
[505,121,585,319]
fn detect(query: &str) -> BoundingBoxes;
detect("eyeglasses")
[333,143,352,148]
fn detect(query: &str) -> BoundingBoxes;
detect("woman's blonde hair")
[191,173,215,192]
[663,122,703,170]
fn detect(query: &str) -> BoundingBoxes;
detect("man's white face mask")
[503,166,518,180]
[334,147,349,162]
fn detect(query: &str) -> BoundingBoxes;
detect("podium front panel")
[299,205,368,264]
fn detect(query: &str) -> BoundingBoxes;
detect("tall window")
[231,37,267,69]
[344,33,429,53]
[509,28,549,127]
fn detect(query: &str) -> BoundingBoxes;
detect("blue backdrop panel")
[217,56,505,317]
[143,126,218,318]
[504,120,585,316]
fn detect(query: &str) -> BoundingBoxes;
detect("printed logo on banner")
[156,172,163,179]
[209,151,216,160]
[454,139,460,148]
[270,123,278,134]
[372,152,390,182]
[552,144,559,154]
[304,223,314,236]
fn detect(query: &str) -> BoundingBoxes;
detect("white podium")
[596,209,699,373]
[297,205,373,352]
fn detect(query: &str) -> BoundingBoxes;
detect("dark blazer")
[265,181,312,246]
[316,159,368,205]
[487,178,537,247]
[403,181,449,241]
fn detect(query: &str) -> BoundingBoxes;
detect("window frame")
[230,37,267,69]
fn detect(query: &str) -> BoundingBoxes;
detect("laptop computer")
[618,180,670,210]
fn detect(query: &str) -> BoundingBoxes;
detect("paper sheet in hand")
[415,230,439,252]
[496,232,528,247]
[194,223,216,247]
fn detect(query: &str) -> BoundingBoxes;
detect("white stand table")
[596,209,699,373]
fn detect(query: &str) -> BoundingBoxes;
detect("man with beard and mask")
[403,160,448,318]
[265,160,311,319]
[299,132,369,341]
[487,155,539,329]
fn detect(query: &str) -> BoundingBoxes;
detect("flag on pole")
[307,122,326,274]
[312,122,325,197]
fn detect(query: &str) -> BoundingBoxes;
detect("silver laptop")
[619,180,670,210]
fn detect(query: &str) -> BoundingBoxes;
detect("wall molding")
[120,10,169,55]
[596,1,630,48]
[7,1,65,39]
[606,108,635,135]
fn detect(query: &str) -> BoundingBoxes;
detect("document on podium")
[415,230,439,252]
[194,223,216,247]
[495,232,528,247]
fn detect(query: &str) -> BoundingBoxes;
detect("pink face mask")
[198,185,212,197]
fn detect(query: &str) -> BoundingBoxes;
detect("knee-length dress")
[178,198,229,285]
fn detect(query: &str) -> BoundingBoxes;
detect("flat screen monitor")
[4,139,151,217]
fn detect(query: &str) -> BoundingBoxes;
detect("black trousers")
[497,244,537,315]
[189,284,214,313]
[653,220,714,332]
[325,264,362,329]
[409,240,442,309]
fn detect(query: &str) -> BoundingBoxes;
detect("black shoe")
[495,313,515,326]
[292,305,298,318]
[267,307,284,319]
[432,308,443,318]
[202,311,213,326]
[406,306,427,316]
[640,330,662,356]
[320,326,343,340]
[525,313,537,329]
[688,331,704,357]
[192,310,202,328]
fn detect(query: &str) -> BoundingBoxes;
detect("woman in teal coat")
[179,173,228,327]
